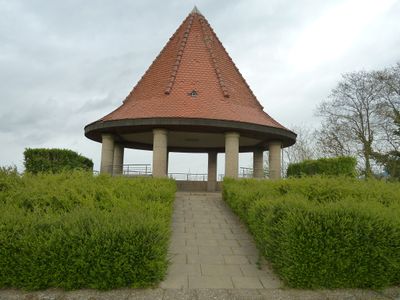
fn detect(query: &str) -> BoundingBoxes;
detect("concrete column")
[207,152,217,191]
[100,133,114,174]
[269,141,282,179]
[253,149,264,178]
[152,129,168,178]
[113,143,124,175]
[225,132,240,178]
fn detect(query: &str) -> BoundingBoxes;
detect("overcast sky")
[1,0,399,174]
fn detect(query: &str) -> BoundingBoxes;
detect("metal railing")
[101,164,152,176]
[218,167,256,180]
[99,164,263,180]
[122,164,152,176]
[239,167,253,178]
[169,168,257,181]
[168,173,208,181]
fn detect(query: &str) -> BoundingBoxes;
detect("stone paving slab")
[201,264,242,276]
[188,275,234,289]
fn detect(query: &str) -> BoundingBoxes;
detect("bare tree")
[374,63,400,149]
[315,117,354,157]
[316,71,384,177]
[372,63,400,178]
[283,125,317,163]
[280,125,318,176]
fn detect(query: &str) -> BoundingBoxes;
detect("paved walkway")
[160,192,283,289]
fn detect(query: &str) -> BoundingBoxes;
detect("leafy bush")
[24,148,93,174]
[223,177,400,289]
[287,156,357,177]
[0,170,176,290]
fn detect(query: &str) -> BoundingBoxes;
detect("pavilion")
[84,7,296,191]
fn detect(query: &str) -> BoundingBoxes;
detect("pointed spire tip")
[191,5,202,15]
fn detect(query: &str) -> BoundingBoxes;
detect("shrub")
[0,166,20,196]
[223,177,400,289]
[0,170,176,290]
[287,156,357,177]
[24,148,93,174]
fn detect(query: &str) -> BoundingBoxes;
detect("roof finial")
[191,5,202,15]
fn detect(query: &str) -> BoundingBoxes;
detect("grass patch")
[223,176,400,289]
[0,168,176,290]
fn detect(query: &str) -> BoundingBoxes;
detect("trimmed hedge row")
[223,177,400,289]
[287,156,357,177]
[0,170,176,290]
[24,148,93,174]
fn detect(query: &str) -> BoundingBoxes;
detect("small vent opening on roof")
[188,90,198,97]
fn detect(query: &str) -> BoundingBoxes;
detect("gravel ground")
[0,287,399,300]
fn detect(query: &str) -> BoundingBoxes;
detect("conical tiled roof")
[100,8,286,130]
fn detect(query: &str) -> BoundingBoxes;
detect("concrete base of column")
[100,134,114,174]
[225,132,240,178]
[113,144,124,175]
[152,129,168,178]
[207,152,217,191]
[269,141,282,179]
[253,149,264,178]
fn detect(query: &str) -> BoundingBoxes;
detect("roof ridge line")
[202,18,264,109]
[122,15,190,103]
[164,14,195,95]
[199,16,230,98]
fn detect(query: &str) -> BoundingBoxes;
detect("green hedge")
[223,177,400,289]
[287,156,357,177]
[0,170,176,290]
[24,148,93,174]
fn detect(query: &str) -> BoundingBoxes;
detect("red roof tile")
[101,8,286,130]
